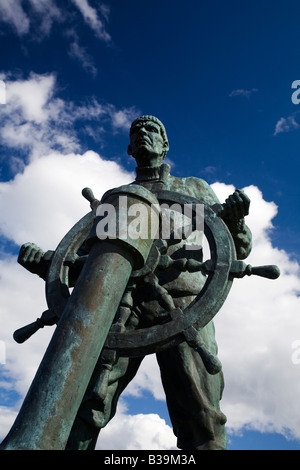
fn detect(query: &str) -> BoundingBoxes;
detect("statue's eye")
[147,126,158,133]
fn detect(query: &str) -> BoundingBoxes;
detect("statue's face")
[128,120,167,164]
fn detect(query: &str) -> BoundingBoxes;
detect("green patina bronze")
[0,116,280,450]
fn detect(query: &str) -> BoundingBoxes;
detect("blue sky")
[0,0,300,451]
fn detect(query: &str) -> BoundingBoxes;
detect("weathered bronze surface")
[0,115,280,450]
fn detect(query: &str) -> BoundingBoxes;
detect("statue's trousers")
[0,185,159,450]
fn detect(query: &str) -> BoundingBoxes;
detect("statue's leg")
[66,354,144,450]
[156,321,227,450]
[65,415,99,450]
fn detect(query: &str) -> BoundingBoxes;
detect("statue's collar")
[135,165,161,182]
[134,163,171,190]
[135,163,171,185]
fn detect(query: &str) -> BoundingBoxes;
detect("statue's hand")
[18,242,46,277]
[223,189,250,222]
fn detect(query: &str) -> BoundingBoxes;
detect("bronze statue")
[0,116,279,450]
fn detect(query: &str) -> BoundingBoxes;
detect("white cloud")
[0,257,51,398]
[229,88,258,98]
[211,183,300,441]
[1,72,79,160]
[0,0,30,35]
[0,2,111,75]
[110,108,141,132]
[98,400,176,450]
[6,73,56,123]
[71,0,111,43]
[26,0,62,37]
[0,150,134,248]
[123,355,166,401]
[68,31,98,77]
[0,0,61,37]
[0,72,139,164]
[273,115,300,135]
[99,4,110,23]
[0,407,18,440]
[0,0,110,41]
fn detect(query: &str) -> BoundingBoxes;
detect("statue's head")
[127,115,169,166]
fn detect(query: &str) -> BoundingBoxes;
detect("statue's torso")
[130,173,219,326]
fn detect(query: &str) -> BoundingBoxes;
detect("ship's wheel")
[14,187,280,375]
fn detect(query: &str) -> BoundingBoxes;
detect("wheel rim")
[45,191,236,356]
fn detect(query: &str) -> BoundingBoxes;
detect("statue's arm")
[17,243,49,280]
[223,214,252,260]
[219,190,252,260]
[18,242,86,285]
[189,178,252,260]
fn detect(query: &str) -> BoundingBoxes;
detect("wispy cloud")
[202,165,217,175]
[70,0,111,43]
[0,0,61,37]
[0,0,30,35]
[0,1,111,76]
[0,0,111,49]
[67,30,98,77]
[273,115,300,136]
[110,108,140,132]
[24,0,62,37]
[229,88,258,98]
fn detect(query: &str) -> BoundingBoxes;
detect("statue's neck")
[135,165,161,182]
[134,163,171,192]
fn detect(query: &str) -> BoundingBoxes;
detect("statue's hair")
[130,115,168,146]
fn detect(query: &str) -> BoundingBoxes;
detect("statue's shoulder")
[167,175,219,203]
